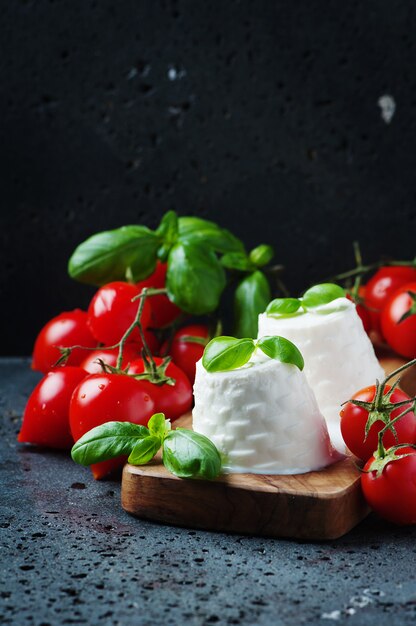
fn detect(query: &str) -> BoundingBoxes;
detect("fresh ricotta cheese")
[258,298,384,451]
[192,354,340,475]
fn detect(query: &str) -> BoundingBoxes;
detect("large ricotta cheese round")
[258,298,384,451]
[192,355,339,475]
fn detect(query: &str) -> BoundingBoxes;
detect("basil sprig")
[202,335,304,372]
[68,210,277,326]
[266,283,346,318]
[71,413,222,481]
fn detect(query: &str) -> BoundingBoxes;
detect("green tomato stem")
[116,287,167,371]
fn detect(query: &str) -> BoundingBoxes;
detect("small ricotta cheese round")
[192,356,339,475]
[258,298,384,451]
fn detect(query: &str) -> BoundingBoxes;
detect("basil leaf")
[249,244,274,267]
[178,216,245,253]
[266,298,302,316]
[128,435,161,465]
[162,429,222,479]
[233,270,271,338]
[220,252,256,272]
[148,412,171,439]
[71,421,149,466]
[257,336,304,371]
[68,225,160,286]
[156,211,178,262]
[166,242,226,314]
[202,336,255,372]
[302,283,346,309]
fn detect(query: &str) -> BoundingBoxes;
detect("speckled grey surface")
[1,358,416,626]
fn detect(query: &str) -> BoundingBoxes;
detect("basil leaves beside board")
[266,283,346,317]
[71,413,222,481]
[67,210,277,337]
[202,335,304,373]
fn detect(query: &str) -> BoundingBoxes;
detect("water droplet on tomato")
[81,394,86,399]
[144,395,150,402]
[98,384,105,390]
[41,403,46,410]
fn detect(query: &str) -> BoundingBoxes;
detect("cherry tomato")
[18,367,87,449]
[346,286,371,333]
[137,261,182,328]
[79,345,141,374]
[32,310,97,373]
[128,357,193,421]
[69,373,155,479]
[340,385,416,461]
[381,282,416,359]
[364,267,416,335]
[87,282,152,345]
[164,325,210,385]
[362,446,416,524]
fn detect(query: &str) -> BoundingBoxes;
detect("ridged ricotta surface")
[258,298,384,451]
[192,356,339,475]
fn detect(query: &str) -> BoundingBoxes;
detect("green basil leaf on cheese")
[266,298,302,316]
[162,429,222,479]
[128,435,162,465]
[234,270,271,338]
[257,336,304,371]
[302,283,346,310]
[166,241,226,314]
[148,412,171,439]
[249,244,274,267]
[202,336,255,372]
[71,421,150,466]
[220,252,256,272]
[178,216,245,254]
[68,225,160,286]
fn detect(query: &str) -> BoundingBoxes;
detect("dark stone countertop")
[1,358,416,626]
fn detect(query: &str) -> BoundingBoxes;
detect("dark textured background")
[2,0,415,355]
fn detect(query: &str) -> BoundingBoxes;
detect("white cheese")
[192,356,340,475]
[258,298,384,451]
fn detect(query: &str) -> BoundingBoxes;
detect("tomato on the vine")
[165,325,210,384]
[87,281,152,345]
[364,267,416,335]
[137,261,182,328]
[69,373,155,479]
[128,357,193,421]
[362,446,416,525]
[340,385,416,461]
[381,282,416,359]
[32,310,97,373]
[18,367,87,449]
[79,345,141,374]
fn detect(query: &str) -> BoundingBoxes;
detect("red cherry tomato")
[128,357,193,421]
[87,282,152,345]
[69,373,155,479]
[381,282,416,359]
[18,367,87,449]
[137,261,182,328]
[340,385,416,461]
[364,267,416,335]
[79,345,141,374]
[32,310,97,373]
[362,446,416,524]
[346,287,372,333]
[165,325,210,385]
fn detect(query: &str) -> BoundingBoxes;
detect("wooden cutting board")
[121,357,415,541]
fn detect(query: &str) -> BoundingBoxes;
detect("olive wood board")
[121,357,416,541]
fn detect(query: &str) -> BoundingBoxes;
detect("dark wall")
[2,0,415,355]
